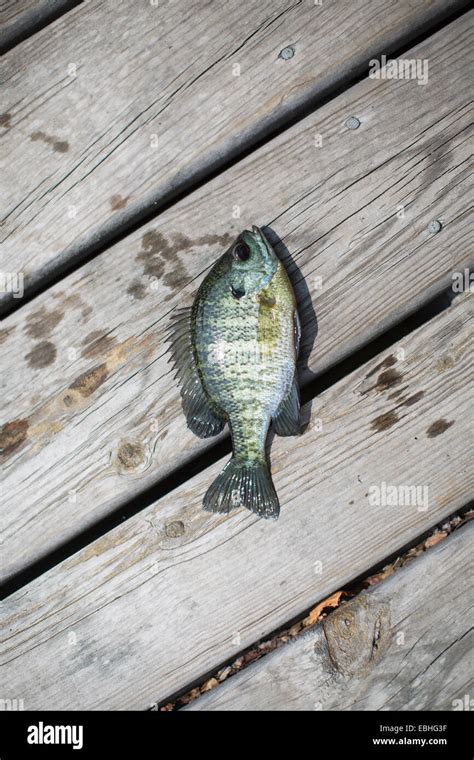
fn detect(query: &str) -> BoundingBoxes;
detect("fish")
[168,226,301,519]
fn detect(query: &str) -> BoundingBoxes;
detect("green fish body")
[169,226,300,518]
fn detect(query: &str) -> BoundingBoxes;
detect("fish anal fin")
[272,375,300,436]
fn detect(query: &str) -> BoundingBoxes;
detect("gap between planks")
[0,0,470,312]
[183,518,474,711]
[1,13,473,583]
[0,292,472,709]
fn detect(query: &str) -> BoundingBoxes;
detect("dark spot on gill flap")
[231,284,245,299]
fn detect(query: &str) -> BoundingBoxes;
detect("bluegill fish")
[168,226,301,518]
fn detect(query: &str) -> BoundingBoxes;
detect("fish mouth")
[241,225,273,255]
[251,225,271,251]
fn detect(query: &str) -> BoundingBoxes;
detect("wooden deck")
[0,1,472,711]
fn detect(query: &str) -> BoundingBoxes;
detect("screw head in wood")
[427,220,442,234]
[345,116,361,130]
[278,46,295,60]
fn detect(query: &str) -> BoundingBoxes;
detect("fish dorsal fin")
[166,307,226,439]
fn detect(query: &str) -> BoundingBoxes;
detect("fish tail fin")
[203,457,280,519]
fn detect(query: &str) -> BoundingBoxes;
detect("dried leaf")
[242,648,261,666]
[365,563,396,586]
[201,677,219,693]
[303,590,343,627]
[179,687,201,706]
[424,530,448,549]
[288,622,302,637]
[217,666,232,682]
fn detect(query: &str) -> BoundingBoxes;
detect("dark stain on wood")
[371,410,399,432]
[30,130,69,153]
[173,231,233,252]
[117,440,146,470]
[137,230,187,288]
[375,368,403,391]
[25,306,64,339]
[110,194,129,210]
[366,354,397,378]
[127,280,148,300]
[81,306,93,322]
[361,356,403,395]
[69,364,108,397]
[0,113,12,128]
[137,231,173,279]
[58,292,84,309]
[400,390,425,407]
[426,419,454,438]
[82,331,115,358]
[163,268,187,289]
[25,340,57,368]
[83,330,106,344]
[387,387,406,400]
[136,229,233,291]
[0,418,29,459]
[0,326,16,344]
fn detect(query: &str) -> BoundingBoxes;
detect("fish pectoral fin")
[272,375,301,436]
[167,306,226,439]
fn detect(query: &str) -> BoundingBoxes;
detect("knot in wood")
[116,440,146,472]
[322,595,391,677]
[165,520,185,538]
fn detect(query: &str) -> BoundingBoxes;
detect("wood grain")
[1,14,472,582]
[0,0,80,55]
[186,521,474,711]
[0,0,467,304]
[1,294,472,709]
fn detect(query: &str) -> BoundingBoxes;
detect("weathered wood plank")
[1,14,472,582]
[0,1,79,55]
[0,0,468,304]
[186,521,474,711]
[1,293,472,709]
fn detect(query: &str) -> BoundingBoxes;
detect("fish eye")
[233,243,250,261]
